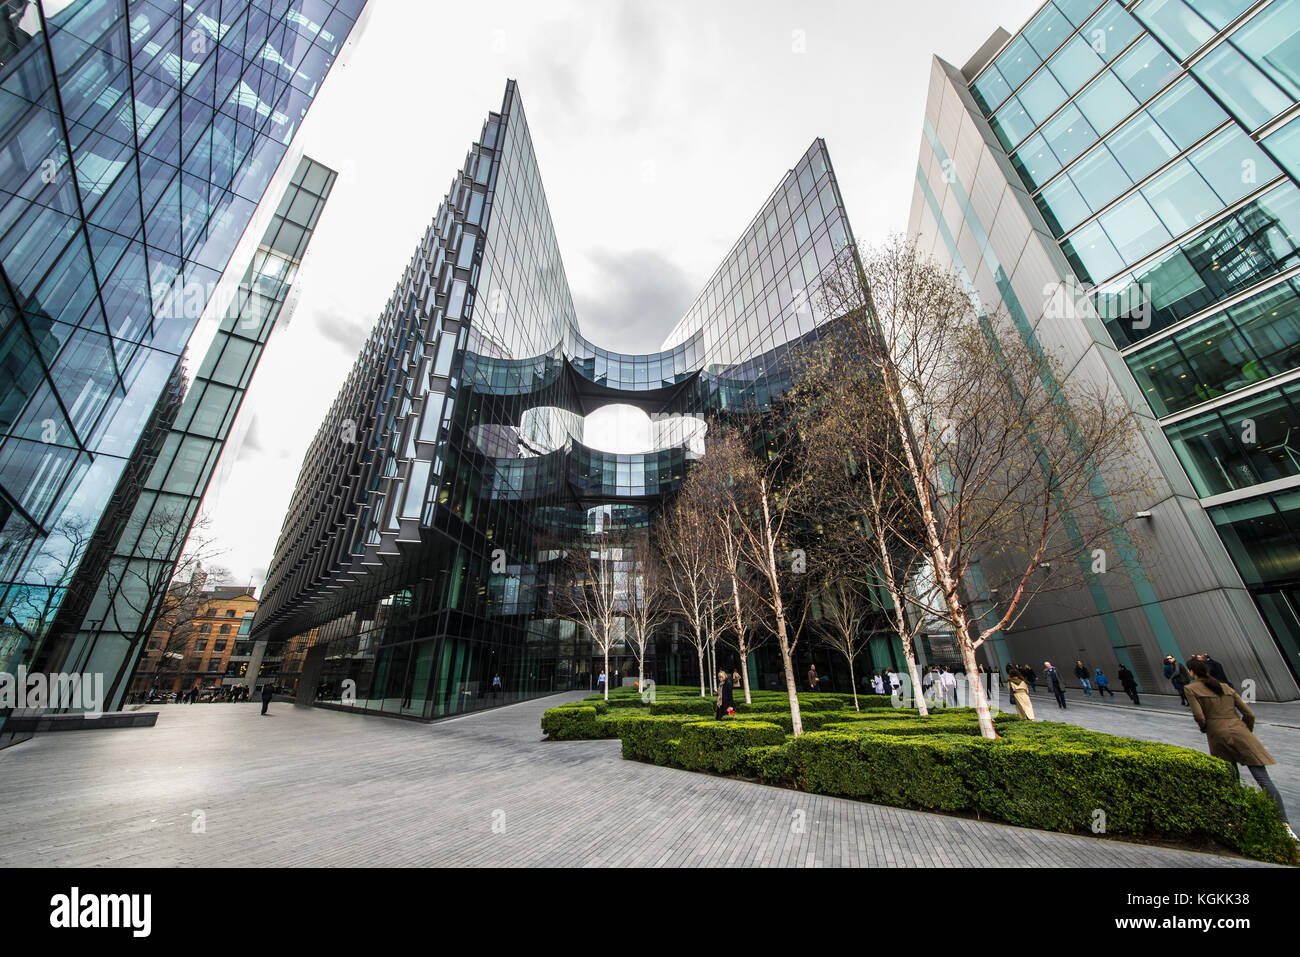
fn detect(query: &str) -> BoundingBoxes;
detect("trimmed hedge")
[541,699,1297,864]
[783,727,1295,863]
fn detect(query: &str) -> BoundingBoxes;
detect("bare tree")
[143,565,229,695]
[812,573,874,711]
[657,492,718,697]
[97,508,227,705]
[691,424,812,734]
[554,538,624,701]
[794,329,932,715]
[0,518,93,674]
[816,237,1152,738]
[623,530,671,694]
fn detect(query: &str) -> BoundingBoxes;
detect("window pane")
[1189,126,1280,205]
[1049,34,1106,93]
[1084,1,1143,63]
[1133,0,1215,60]
[1194,43,1291,130]
[1108,113,1178,181]
[1114,35,1180,103]
[1024,3,1074,58]
[1020,68,1069,126]
[1234,0,1300,98]
[1140,160,1221,236]
[1075,70,1138,134]
[1100,192,1170,263]
[1011,132,1063,188]
[1042,103,1097,166]
[1070,143,1131,209]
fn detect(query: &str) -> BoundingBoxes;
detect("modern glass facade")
[911,0,1300,697]
[254,81,881,718]
[0,2,364,710]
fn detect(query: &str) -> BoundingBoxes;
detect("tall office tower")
[0,2,366,710]
[909,0,1300,698]
[255,81,866,718]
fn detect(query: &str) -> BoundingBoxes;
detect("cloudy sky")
[203,0,1043,590]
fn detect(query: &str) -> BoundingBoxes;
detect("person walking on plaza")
[888,669,902,695]
[1025,664,1037,693]
[1007,668,1036,722]
[260,682,274,716]
[1164,654,1190,706]
[872,672,884,695]
[715,669,734,719]
[1117,665,1140,706]
[940,667,958,707]
[597,670,606,695]
[1184,660,1295,840]
[1044,661,1067,709]
[807,663,819,692]
[1074,659,1093,695]
[1094,668,1115,698]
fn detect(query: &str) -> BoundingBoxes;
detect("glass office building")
[0,1,365,711]
[255,81,874,718]
[909,0,1300,697]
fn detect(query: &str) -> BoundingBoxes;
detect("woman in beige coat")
[1007,667,1035,721]
[1185,660,1293,837]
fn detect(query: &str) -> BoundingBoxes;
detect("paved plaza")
[0,689,1294,867]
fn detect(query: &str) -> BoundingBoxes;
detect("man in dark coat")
[1043,661,1067,709]
[1117,665,1140,706]
[1199,653,1229,686]
[261,683,274,715]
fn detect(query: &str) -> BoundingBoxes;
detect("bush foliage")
[540,689,1296,864]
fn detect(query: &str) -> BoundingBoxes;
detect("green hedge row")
[786,728,1292,862]
[542,701,1296,863]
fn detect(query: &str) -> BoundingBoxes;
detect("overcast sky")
[202,0,1043,591]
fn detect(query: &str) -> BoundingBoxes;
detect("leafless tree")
[812,573,874,711]
[97,508,227,705]
[657,491,720,697]
[814,237,1152,738]
[553,537,624,701]
[794,326,933,715]
[689,424,812,733]
[623,530,671,694]
[0,518,93,674]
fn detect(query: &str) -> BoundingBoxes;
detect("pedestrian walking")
[715,670,734,719]
[1185,660,1295,841]
[806,663,819,692]
[1163,654,1190,706]
[1117,665,1140,706]
[1008,668,1036,721]
[491,673,502,697]
[940,667,958,707]
[1025,665,1038,693]
[596,670,606,694]
[1094,668,1115,698]
[871,672,884,695]
[260,682,273,715]
[888,669,901,694]
[1074,659,1093,695]
[1044,661,1067,709]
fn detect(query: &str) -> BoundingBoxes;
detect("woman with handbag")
[715,670,734,719]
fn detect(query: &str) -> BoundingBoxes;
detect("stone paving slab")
[0,692,1283,867]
